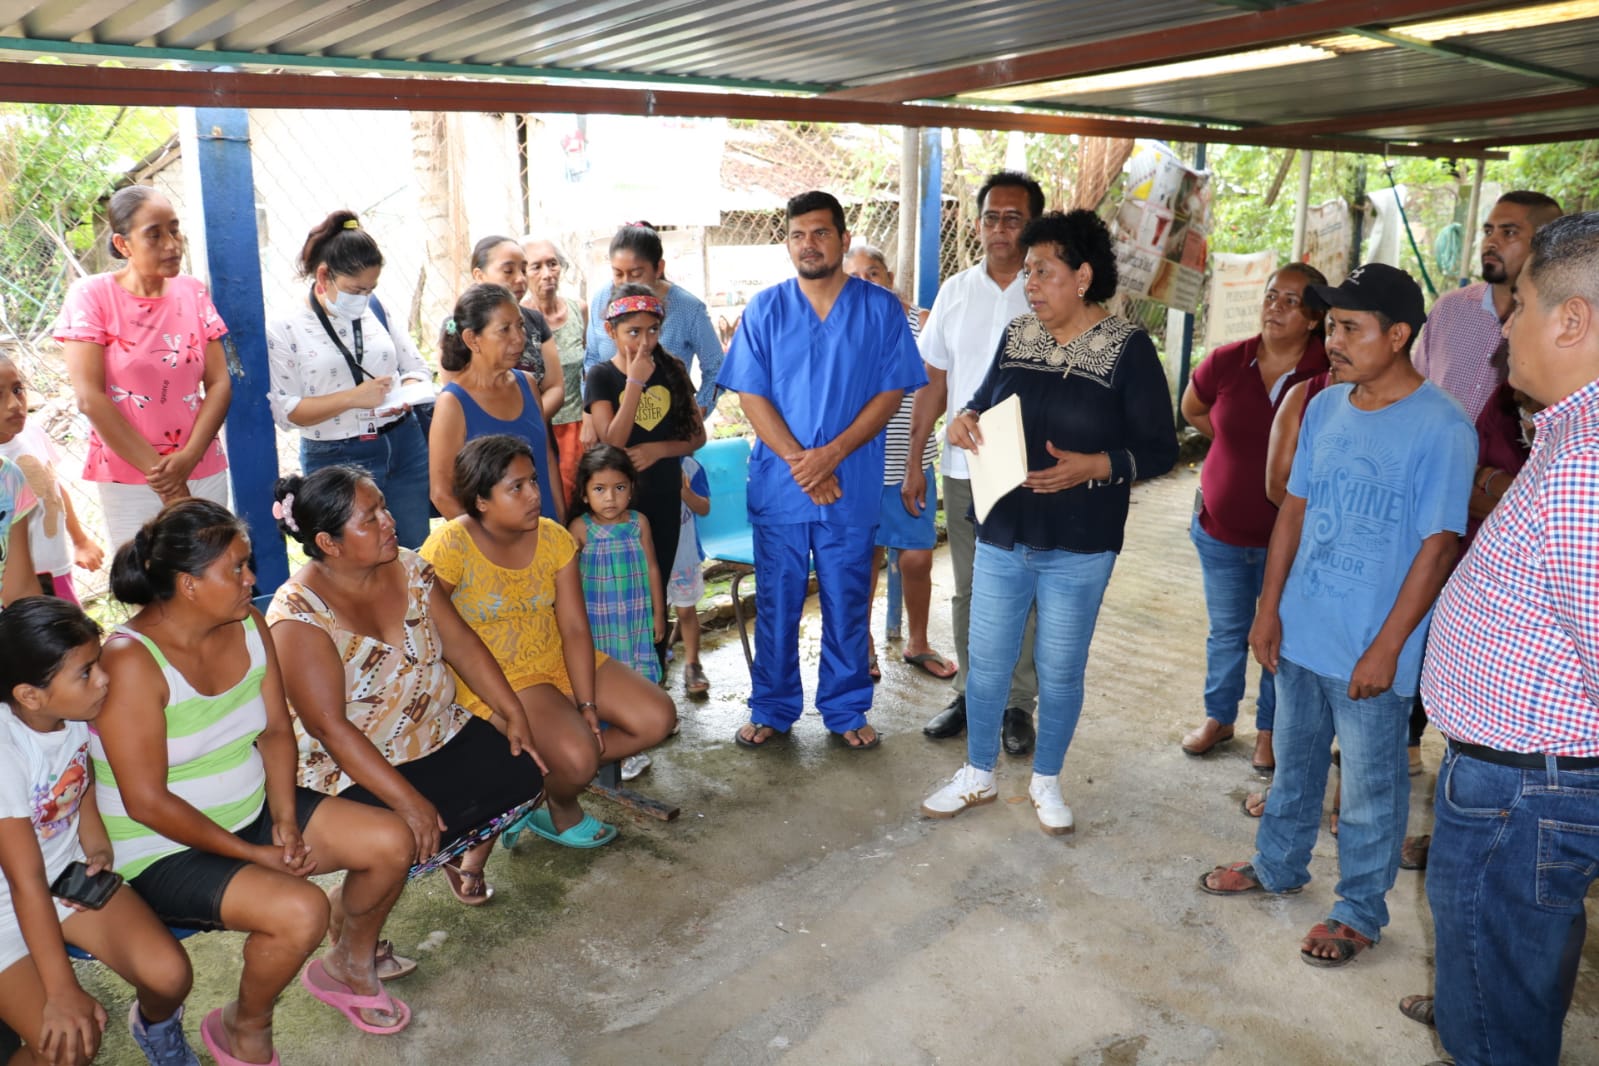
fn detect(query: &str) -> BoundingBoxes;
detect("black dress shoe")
[1003,706,1036,756]
[923,694,967,739]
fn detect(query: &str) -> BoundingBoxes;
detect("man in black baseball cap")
[1200,259,1478,970]
[1304,262,1427,345]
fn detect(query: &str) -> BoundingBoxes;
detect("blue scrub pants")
[750,520,876,734]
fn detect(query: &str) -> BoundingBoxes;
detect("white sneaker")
[1029,773,1074,835]
[621,754,651,781]
[920,764,998,818]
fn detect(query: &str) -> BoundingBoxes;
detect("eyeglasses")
[979,212,1027,230]
[1263,290,1302,309]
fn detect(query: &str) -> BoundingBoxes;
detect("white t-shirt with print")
[0,704,90,921]
[0,424,74,577]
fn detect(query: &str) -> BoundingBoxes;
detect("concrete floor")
[83,467,1599,1065]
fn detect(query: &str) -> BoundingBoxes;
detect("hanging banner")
[527,115,728,228]
[1204,251,1277,348]
[1303,198,1351,284]
[1111,141,1212,313]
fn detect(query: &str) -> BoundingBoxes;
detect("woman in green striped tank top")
[92,501,416,1065]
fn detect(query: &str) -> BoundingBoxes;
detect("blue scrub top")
[718,275,926,528]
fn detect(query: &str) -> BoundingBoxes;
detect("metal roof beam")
[1261,86,1599,137]
[1347,27,1599,88]
[0,60,1504,158]
[823,0,1502,103]
[1447,126,1599,149]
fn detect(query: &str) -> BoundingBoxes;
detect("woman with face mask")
[266,211,434,549]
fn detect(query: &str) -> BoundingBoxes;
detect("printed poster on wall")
[1112,141,1212,313]
[1303,198,1350,285]
[1204,251,1278,348]
[527,115,728,228]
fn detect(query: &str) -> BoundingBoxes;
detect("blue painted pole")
[916,127,943,310]
[192,107,287,591]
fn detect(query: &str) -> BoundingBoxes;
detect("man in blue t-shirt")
[717,191,926,751]
[1200,263,1476,968]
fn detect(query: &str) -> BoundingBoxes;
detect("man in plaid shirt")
[1415,191,1565,423]
[1422,211,1599,1066]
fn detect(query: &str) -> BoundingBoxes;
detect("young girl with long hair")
[0,597,200,1066]
[420,436,674,848]
[568,445,665,681]
[584,284,705,672]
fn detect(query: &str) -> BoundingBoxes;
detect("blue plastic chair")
[696,437,757,669]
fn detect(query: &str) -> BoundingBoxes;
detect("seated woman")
[428,283,562,523]
[0,596,199,1066]
[266,466,546,907]
[93,500,414,1066]
[420,435,675,849]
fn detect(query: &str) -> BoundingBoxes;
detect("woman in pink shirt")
[55,186,232,552]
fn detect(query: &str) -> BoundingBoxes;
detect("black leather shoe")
[923,694,967,739]
[1003,707,1036,756]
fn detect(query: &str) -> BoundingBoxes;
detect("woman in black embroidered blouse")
[920,209,1177,836]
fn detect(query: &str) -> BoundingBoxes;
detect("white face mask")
[329,287,369,319]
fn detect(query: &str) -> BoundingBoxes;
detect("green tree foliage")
[0,103,175,333]
[1490,141,1599,213]
[1204,144,1498,302]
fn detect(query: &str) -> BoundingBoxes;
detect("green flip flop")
[502,807,617,849]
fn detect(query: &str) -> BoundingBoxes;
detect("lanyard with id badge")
[309,284,384,440]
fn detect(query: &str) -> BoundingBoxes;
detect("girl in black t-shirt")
[583,284,706,671]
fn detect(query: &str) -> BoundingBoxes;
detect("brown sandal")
[1300,919,1374,967]
[442,860,493,906]
[1400,834,1431,870]
[1198,861,1301,896]
[371,939,417,980]
[1399,994,1436,1027]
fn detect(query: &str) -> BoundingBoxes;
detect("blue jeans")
[1189,515,1274,730]
[1251,658,1409,940]
[300,415,431,549]
[965,541,1115,775]
[1428,745,1599,1066]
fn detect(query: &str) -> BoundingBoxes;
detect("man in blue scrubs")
[719,191,927,749]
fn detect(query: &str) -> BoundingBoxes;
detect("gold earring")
[1077,286,1086,297]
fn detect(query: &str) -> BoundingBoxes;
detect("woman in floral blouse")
[266,464,545,907]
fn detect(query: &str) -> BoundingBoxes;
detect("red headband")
[606,294,664,321]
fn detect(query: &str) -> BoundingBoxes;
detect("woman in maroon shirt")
[1180,264,1328,774]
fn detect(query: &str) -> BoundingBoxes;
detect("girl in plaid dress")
[569,445,665,689]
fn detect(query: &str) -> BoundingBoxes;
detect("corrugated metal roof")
[0,0,1595,150]
[1034,46,1557,125]
[6,0,1256,87]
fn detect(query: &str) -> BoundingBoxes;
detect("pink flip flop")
[201,1008,281,1066]
[299,957,412,1035]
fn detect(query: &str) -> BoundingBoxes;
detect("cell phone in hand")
[49,861,123,910]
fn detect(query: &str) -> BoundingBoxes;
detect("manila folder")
[967,393,1027,524]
